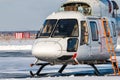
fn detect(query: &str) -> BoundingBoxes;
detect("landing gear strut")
[90,64,101,76]
[30,63,50,77]
[30,64,67,77]
[58,64,67,73]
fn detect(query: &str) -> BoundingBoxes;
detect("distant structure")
[0,31,37,40]
[15,32,30,39]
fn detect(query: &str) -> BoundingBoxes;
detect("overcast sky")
[0,0,120,31]
[0,0,65,31]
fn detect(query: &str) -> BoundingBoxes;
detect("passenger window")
[90,21,99,41]
[111,22,116,37]
[80,21,89,45]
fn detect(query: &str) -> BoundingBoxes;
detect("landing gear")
[30,59,68,77]
[30,63,50,77]
[58,64,67,73]
[30,60,101,77]
[90,64,101,76]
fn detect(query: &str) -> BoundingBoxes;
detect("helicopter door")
[79,21,91,59]
[89,20,101,58]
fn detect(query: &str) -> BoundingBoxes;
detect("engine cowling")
[59,0,119,17]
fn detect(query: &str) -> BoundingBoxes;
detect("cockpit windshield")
[40,19,57,37]
[52,19,79,37]
[39,19,79,38]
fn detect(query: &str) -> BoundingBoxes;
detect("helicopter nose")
[32,41,62,59]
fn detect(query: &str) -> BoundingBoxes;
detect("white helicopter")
[30,0,120,76]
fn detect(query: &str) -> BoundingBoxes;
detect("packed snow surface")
[0,55,120,80]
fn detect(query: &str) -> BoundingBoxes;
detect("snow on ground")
[0,45,32,51]
[2,76,120,80]
[0,39,34,51]
[0,56,120,80]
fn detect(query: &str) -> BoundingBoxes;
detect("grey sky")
[0,0,120,31]
[0,0,65,31]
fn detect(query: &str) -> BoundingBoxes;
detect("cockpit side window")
[80,21,89,45]
[90,21,99,41]
[67,38,79,52]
